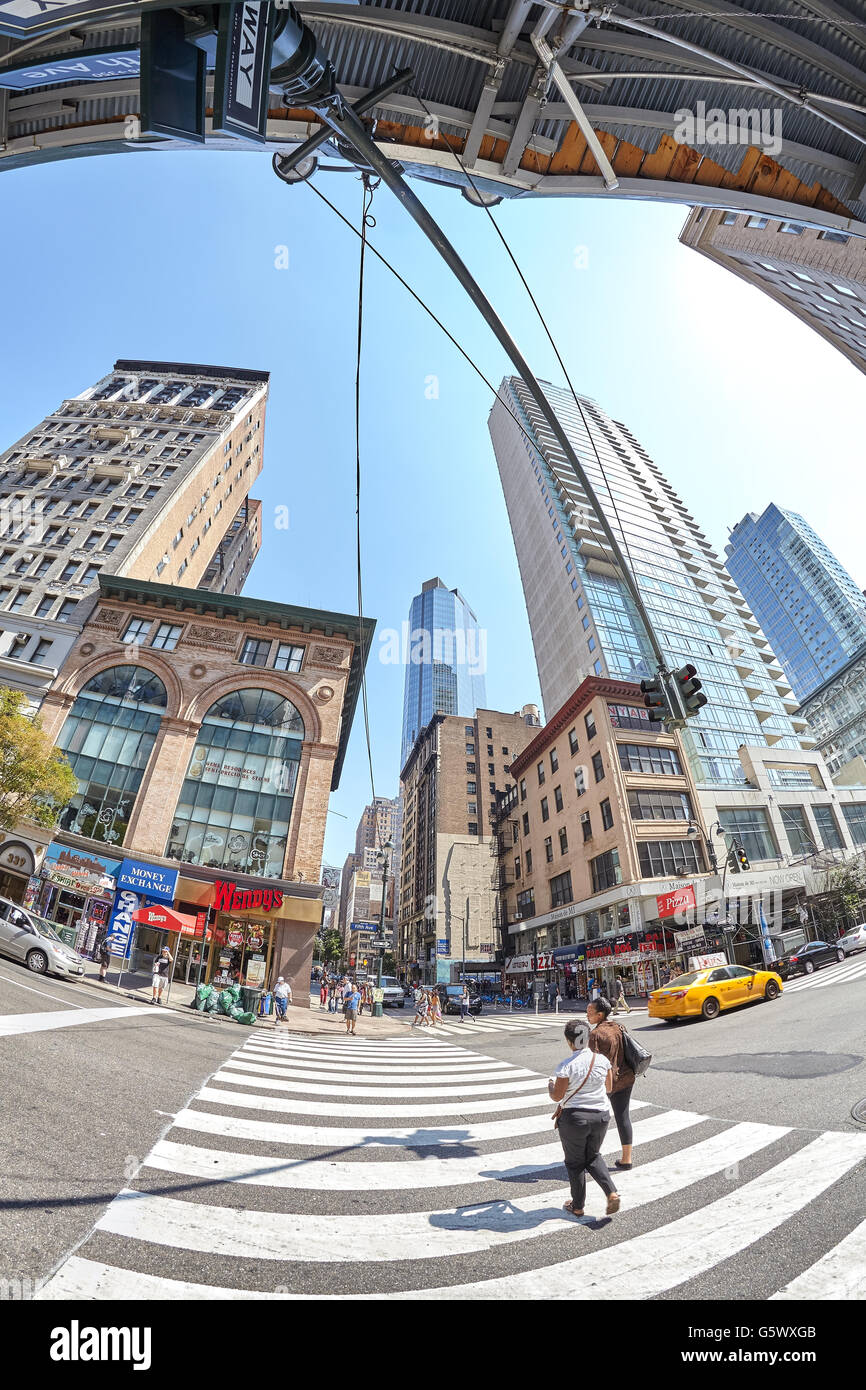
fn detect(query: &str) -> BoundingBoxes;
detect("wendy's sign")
[213,879,284,913]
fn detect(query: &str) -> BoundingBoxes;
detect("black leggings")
[609,1085,634,1146]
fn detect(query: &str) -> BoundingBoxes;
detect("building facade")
[725,503,866,703]
[397,704,540,985]
[28,575,374,1003]
[680,207,866,375]
[400,577,487,767]
[489,378,810,794]
[799,651,866,783]
[0,359,266,704]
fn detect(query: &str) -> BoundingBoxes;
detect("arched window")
[166,688,305,878]
[56,664,167,846]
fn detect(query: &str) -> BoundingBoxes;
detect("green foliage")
[0,687,78,832]
[382,953,396,975]
[314,927,344,965]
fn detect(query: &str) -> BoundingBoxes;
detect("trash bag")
[204,990,220,1013]
[195,983,213,1012]
[235,1011,257,1026]
[217,989,237,1014]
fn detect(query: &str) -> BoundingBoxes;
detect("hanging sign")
[657,885,696,919]
[0,45,140,89]
[0,2,168,39]
[212,1,276,143]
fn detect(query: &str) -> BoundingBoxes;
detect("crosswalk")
[400,1009,643,1037]
[778,955,866,994]
[36,1031,866,1301]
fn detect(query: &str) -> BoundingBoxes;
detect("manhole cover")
[851,1099,866,1126]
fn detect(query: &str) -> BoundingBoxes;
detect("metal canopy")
[1,0,865,231]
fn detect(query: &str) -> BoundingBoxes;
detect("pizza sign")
[656,885,696,919]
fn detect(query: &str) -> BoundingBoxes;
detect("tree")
[0,688,77,832]
[314,927,344,966]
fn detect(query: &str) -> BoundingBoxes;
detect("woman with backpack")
[587,995,636,1170]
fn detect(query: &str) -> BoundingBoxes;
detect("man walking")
[150,945,172,1005]
[273,976,291,1023]
[611,977,631,1016]
[97,935,111,983]
[344,979,361,1035]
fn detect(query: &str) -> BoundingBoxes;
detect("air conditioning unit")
[15,633,29,642]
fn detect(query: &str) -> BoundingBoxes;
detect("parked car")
[838,924,866,957]
[378,975,405,1008]
[773,938,845,979]
[435,984,483,1016]
[648,963,783,1022]
[0,897,86,978]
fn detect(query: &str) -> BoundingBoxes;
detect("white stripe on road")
[208,1074,554,1117]
[221,1059,536,1085]
[0,971,88,1009]
[237,1048,518,1076]
[92,1121,777,1267]
[367,1131,866,1299]
[175,1096,649,1147]
[213,1064,548,1099]
[144,1109,705,1191]
[771,1216,866,1300]
[0,1005,155,1037]
[36,1259,279,1300]
[790,964,866,991]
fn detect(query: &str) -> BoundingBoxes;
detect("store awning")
[132,905,201,937]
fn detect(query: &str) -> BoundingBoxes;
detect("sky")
[1,147,864,873]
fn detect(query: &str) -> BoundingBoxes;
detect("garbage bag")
[235,1011,256,1026]
[204,990,220,1012]
[217,990,237,1014]
[195,983,213,1012]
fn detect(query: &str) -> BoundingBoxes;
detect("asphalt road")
[0,961,241,1288]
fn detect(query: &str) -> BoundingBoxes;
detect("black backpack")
[620,1025,652,1078]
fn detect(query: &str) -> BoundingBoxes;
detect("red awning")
[132,905,200,937]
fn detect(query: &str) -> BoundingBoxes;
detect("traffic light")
[736,845,751,872]
[672,663,708,717]
[640,673,670,723]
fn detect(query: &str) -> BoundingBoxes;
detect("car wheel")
[804,960,814,974]
[764,980,780,1001]
[701,996,721,1020]
[836,949,844,963]
[26,949,48,974]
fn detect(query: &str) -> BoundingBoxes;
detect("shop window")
[55,664,167,846]
[165,688,305,879]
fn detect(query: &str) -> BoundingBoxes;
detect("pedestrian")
[611,977,631,1016]
[546,979,557,1011]
[97,935,111,982]
[344,980,361,1035]
[274,976,291,1023]
[587,995,636,1170]
[319,975,328,1010]
[328,977,339,1013]
[429,988,442,1027]
[548,1016,620,1219]
[459,985,475,1024]
[150,945,172,1005]
[412,985,429,1028]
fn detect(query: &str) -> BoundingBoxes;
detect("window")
[274,643,304,672]
[240,637,270,667]
[559,827,568,855]
[122,617,151,645]
[779,221,805,234]
[717,808,777,862]
[177,560,188,579]
[488,762,495,775]
[842,805,866,845]
[56,665,167,847]
[537,761,546,785]
[56,599,77,623]
[35,594,57,618]
[514,856,521,879]
[593,660,602,676]
[575,765,586,797]
[637,840,703,877]
[780,806,815,857]
[553,785,563,813]
[465,743,475,754]
[467,822,478,836]
[466,781,477,795]
[525,848,532,874]
[813,804,843,851]
[587,636,596,653]
[628,788,693,821]
[519,778,527,802]
[585,711,596,740]
[151,623,183,652]
[172,529,184,550]
[103,533,122,553]
[467,801,477,815]
[541,796,550,823]
[516,888,534,917]
[81,564,101,585]
[487,744,494,756]
[544,836,553,863]
[592,751,605,783]
[522,812,530,836]
[466,762,476,774]
[501,747,508,756]
[591,849,623,892]
[489,781,496,794]
[600,798,614,831]
[30,638,53,666]
[581,811,592,842]
[550,870,573,908]
[7,635,29,661]
[165,688,304,877]
[59,563,77,582]
[618,744,683,776]
[568,728,578,756]
[550,748,558,772]
[720,211,737,224]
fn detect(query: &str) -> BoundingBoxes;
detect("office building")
[0,359,267,705]
[725,504,866,703]
[400,577,487,767]
[680,208,866,375]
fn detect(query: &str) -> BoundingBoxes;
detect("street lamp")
[372,838,393,1019]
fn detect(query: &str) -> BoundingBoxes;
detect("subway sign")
[213,879,284,913]
[0,45,140,89]
[212,1,276,143]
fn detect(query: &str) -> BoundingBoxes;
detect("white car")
[0,897,86,977]
[838,924,866,956]
[379,975,405,1008]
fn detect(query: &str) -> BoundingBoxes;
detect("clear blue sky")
[1,150,863,872]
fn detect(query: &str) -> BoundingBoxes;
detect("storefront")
[25,842,120,954]
[584,927,675,998]
[552,944,587,999]
[110,857,180,973]
[0,837,43,905]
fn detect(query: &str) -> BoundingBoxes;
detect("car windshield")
[664,971,706,987]
[29,915,63,943]
[445,986,462,997]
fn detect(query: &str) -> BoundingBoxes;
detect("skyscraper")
[0,359,267,704]
[400,577,487,767]
[489,377,809,792]
[725,504,866,703]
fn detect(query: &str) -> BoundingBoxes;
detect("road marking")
[0,971,88,1009]
[239,1047,512,1074]
[209,1072,554,1116]
[91,1121,779,1267]
[0,1005,155,1037]
[213,1063,549,1098]
[771,1215,866,1299]
[221,1059,536,1085]
[144,1109,704,1191]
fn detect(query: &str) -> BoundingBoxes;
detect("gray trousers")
[557,1109,616,1210]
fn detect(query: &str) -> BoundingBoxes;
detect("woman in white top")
[548,1017,621,1219]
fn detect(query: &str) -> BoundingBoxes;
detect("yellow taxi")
[648,963,783,1022]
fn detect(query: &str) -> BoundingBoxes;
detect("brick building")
[30,575,374,1004]
[397,704,540,985]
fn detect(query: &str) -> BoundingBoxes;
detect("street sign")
[437,939,450,956]
[0,45,140,89]
[351,922,377,933]
[0,0,168,39]
[140,9,206,143]
[213,1,277,143]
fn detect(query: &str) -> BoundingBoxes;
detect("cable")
[354,172,378,806]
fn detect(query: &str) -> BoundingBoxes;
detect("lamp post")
[372,838,393,1019]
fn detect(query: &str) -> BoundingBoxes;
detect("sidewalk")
[74,962,410,1036]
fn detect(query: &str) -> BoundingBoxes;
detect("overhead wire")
[353,172,378,806]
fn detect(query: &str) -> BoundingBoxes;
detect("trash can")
[258,992,273,1017]
[57,925,77,950]
[240,986,262,1016]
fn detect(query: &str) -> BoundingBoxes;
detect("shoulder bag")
[552,1055,596,1128]
[619,1024,652,1078]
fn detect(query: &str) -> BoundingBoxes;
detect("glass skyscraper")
[489,378,808,790]
[725,504,866,703]
[400,577,487,767]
